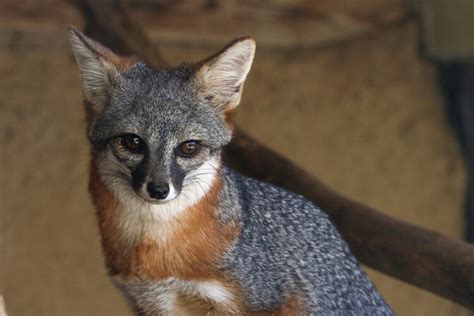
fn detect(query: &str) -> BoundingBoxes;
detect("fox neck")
[89,155,236,278]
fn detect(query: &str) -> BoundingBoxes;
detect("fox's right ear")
[193,37,256,113]
[68,26,137,113]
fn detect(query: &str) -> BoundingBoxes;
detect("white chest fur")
[112,276,234,315]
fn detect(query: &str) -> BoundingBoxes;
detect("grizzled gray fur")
[220,167,392,314]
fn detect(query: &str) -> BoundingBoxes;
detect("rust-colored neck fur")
[89,157,237,280]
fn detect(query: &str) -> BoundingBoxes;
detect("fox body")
[69,27,392,315]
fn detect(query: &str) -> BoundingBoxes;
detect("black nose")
[146,182,170,200]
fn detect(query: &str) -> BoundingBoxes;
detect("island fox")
[69,26,392,315]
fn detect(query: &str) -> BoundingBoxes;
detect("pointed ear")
[194,37,256,111]
[68,26,137,112]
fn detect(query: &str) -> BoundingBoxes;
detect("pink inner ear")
[205,95,215,101]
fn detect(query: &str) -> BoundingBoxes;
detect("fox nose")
[147,182,170,200]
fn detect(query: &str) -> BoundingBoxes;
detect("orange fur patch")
[128,176,238,280]
[89,157,132,275]
[107,54,139,72]
[82,32,139,72]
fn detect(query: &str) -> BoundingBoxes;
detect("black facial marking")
[170,160,186,193]
[131,158,149,192]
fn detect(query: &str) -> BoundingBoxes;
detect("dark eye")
[177,140,200,158]
[121,134,145,153]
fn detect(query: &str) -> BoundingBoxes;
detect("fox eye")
[121,134,145,153]
[177,140,200,158]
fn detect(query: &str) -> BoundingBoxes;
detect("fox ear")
[194,37,255,111]
[68,27,136,112]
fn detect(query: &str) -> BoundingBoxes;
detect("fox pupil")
[177,140,200,157]
[122,134,144,153]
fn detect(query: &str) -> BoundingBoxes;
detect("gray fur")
[218,168,392,315]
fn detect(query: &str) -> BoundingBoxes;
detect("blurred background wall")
[0,0,471,315]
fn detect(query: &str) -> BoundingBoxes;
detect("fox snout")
[147,182,170,200]
[143,180,178,202]
[135,170,182,203]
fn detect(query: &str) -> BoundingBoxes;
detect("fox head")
[69,27,255,208]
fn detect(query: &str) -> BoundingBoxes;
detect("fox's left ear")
[68,26,137,113]
[194,37,256,112]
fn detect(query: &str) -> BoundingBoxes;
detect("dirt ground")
[0,3,470,316]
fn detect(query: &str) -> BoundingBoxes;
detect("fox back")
[69,27,392,315]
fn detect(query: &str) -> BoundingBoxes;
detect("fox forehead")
[121,62,194,99]
[89,63,230,148]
